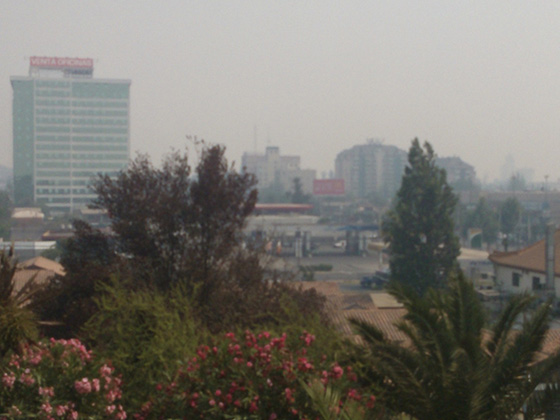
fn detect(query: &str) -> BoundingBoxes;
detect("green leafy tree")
[92,145,258,291]
[51,143,328,334]
[258,181,287,203]
[383,139,460,295]
[288,177,311,204]
[500,197,521,236]
[0,189,13,240]
[33,220,121,338]
[351,274,560,420]
[82,280,202,410]
[464,198,499,247]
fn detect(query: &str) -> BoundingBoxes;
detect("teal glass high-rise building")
[11,57,130,213]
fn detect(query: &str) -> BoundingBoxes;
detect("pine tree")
[383,138,460,294]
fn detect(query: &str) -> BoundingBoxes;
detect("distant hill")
[0,165,12,190]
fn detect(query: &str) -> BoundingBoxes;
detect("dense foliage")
[0,332,376,419]
[33,144,327,336]
[81,281,203,408]
[383,139,460,294]
[0,189,12,240]
[138,330,377,419]
[91,145,258,292]
[6,141,559,419]
[0,248,39,357]
[35,220,121,338]
[0,338,126,419]
[352,274,560,420]
[462,197,499,247]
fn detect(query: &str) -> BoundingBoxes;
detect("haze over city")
[2,1,560,184]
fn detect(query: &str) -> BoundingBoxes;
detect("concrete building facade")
[489,229,560,299]
[335,141,407,200]
[435,156,476,186]
[11,56,130,213]
[242,146,315,193]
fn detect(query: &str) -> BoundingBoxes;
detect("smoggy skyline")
[2,1,560,185]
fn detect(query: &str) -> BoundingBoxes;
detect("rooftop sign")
[313,179,345,196]
[30,56,93,69]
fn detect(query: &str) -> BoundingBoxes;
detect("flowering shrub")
[0,338,126,419]
[136,330,376,419]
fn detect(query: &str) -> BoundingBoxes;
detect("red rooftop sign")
[313,179,345,195]
[30,56,93,69]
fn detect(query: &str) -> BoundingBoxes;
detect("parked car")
[361,268,390,289]
[333,240,346,249]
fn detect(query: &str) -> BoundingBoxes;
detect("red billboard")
[30,56,94,69]
[313,179,345,195]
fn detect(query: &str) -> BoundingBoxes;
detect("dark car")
[361,268,390,289]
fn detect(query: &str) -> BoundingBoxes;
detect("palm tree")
[0,247,40,356]
[351,274,560,420]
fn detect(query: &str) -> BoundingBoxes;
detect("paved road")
[283,253,383,281]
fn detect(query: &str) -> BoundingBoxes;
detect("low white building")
[489,230,560,298]
[242,146,316,194]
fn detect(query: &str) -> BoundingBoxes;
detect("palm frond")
[485,293,534,356]
[473,299,553,419]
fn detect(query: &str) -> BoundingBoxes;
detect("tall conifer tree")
[383,138,460,294]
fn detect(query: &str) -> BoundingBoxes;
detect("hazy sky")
[2,1,560,183]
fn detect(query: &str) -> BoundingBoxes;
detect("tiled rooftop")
[300,281,560,354]
[489,229,560,275]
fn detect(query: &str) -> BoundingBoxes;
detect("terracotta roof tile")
[19,256,65,276]
[298,282,560,357]
[489,229,560,274]
[297,281,407,344]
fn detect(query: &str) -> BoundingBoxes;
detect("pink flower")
[19,369,35,386]
[105,405,116,415]
[99,364,114,377]
[209,399,216,406]
[106,389,122,403]
[39,386,55,397]
[285,387,295,403]
[56,405,67,416]
[92,378,101,392]
[300,331,316,346]
[331,365,344,380]
[75,377,92,394]
[115,406,127,420]
[29,353,43,365]
[41,402,53,414]
[249,401,258,413]
[2,372,16,388]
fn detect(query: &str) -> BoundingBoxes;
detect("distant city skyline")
[2,2,560,185]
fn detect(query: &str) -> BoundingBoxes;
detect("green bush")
[0,338,126,419]
[82,280,204,410]
[0,302,38,357]
[136,330,378,419]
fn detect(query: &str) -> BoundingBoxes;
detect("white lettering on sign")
[30,56,93,69]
